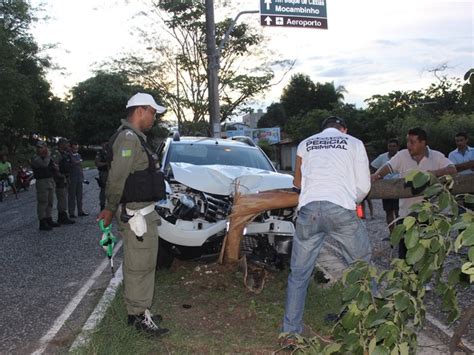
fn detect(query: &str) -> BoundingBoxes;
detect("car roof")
[169,136,257,149]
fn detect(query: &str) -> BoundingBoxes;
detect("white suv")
[155,134,295,269]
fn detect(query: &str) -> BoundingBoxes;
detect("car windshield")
[166,143,274,171]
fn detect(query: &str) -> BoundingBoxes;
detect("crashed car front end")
[156,163,296,252]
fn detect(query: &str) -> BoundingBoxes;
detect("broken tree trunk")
[220,175,474,264]
[219,190,298,263]
[368,174,474,199]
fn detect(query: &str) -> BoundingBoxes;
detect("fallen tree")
[220,174,474,263]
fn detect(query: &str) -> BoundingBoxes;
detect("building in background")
[242,109,264,129]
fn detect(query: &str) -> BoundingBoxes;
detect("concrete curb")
[69,247,124,352]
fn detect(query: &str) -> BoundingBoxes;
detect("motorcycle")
[16,164,33,191]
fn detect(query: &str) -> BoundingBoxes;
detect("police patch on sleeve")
[121,149,132,157]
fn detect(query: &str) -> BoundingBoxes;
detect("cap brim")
[152,104,166,114]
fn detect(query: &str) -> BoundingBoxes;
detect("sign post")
[260,0,328,29]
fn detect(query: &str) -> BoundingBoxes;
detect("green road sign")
[260,0,328,29]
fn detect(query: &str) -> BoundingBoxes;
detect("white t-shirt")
[448,147,474,175]
[387,148,454,217]
[371,152,399,179]
[297,128,371,210]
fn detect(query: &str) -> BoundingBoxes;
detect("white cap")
[126,93,166,114]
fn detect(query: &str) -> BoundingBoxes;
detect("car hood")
[170,163,293,196]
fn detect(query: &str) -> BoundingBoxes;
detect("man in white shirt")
[371,138,400,232]
[281,116,371,341]
[372,127,456,258]
[448,132,474,175]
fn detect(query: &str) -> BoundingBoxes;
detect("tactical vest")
[108,127,165,203]
[32,158,54,179]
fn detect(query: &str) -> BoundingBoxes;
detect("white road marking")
[69,263,124,351]
[32,240,123,355]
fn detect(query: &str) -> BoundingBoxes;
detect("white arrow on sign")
[264,16,272,25]
[264,0,272,10]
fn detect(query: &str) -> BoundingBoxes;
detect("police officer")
[97,93,168,336]
[94,141,109,211]
[52,138,75,225]
[31,141,60,231]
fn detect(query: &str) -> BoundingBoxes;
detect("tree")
[257,103,287,128]
[68,72,165,145]
[0,0,63,154]
[280,73,318,118]
[104,1,282,131]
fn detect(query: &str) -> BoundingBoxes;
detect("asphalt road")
[0,169,119,354]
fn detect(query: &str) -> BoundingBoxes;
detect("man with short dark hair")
[280,116,371,345]
[97,92,168,337]
[448,132,474,175]
[372,127,456,258]
[371,138,400,232]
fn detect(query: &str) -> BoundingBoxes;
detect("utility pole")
[205,1,259,138]
[205,0,221,138]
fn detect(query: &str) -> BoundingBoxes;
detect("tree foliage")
[104,0,280,131]
[68,72,165,145]
[0,0,67,153]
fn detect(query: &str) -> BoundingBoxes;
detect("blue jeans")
[282,201,372,334]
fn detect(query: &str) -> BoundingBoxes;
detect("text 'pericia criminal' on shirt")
[305,136,348,151]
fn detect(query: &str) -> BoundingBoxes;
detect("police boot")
[58,212,75,225]
[46,217,60,227]
[39,219,53,231]
[127,310,168,337]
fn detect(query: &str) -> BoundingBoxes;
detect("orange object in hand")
[356,204,365,219]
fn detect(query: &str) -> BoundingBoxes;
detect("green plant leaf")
[413,172,430,188]
[373,345,390,355]
[462,225,474,246]
[439,192,450,210]
[403,216,416,230]
[448,268,462,285]
[345,269,364,285]
[461,262,474,275]
[430,238,441,253]
[469,247,474,262]
[465,194,474,204]
[356,291,371,310]
[394,292,410,312]
[404,170,419,182]
[423,184,443,198]
[323,343,341,354]
[405,229,419,249]
[417,210,430,223]
[398,342,409,355]
[406,243,426,265]
[341,309,360,330]
[368,337,377,354]
[390,224,406,246]
[342,285,360,301]
[454,233,464,252]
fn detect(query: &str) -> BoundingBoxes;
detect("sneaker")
[78,211,89,216]
[128,310,168,337]
[278,333,298,350]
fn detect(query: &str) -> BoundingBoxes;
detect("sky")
[31,0,473,117]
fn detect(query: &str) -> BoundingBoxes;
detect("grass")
[73,261,344,354]
[81,160,96,169]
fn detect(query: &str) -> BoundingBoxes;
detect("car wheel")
[156,238,174,270]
